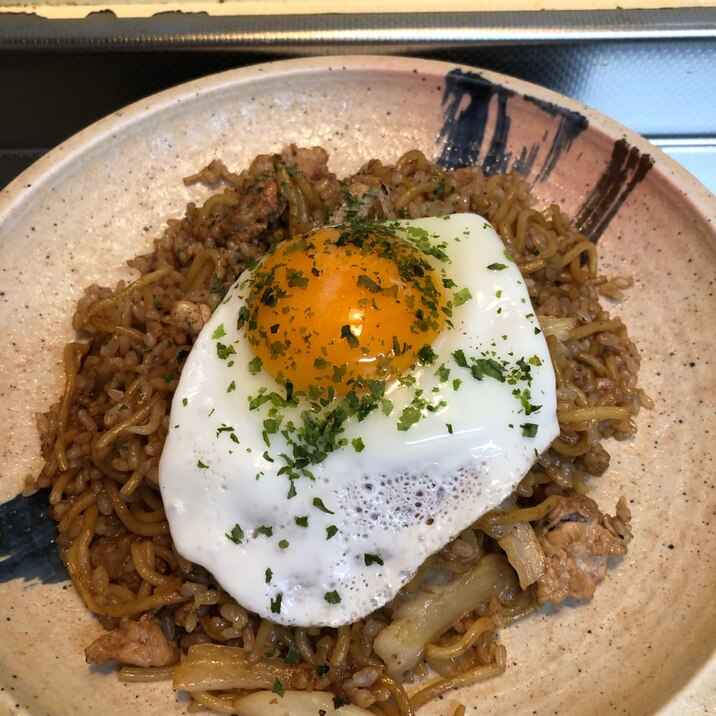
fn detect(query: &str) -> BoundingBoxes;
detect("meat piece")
[534,495,629,605]
[281,144,333,182]
[85,614,180,667]
[89,533,141,589]
[224,175,282,248]
[167,300,212,336]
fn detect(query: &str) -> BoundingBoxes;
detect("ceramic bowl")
[0,56,714,716]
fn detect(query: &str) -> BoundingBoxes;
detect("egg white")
[158,213,559,626]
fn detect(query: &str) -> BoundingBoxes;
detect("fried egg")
[158,213,558,627]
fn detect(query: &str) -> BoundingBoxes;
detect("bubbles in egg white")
[159,214,558,626]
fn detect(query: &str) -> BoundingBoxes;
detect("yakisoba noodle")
[35,146,642,714]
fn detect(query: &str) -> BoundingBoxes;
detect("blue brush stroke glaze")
[575,138,654,241]
[0,490,67,584]
[437,68,588,184]
[438,69,515,171]
[522,95,589,182]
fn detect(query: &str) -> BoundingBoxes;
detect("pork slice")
[85,614,180,667]
[535,495,629,605]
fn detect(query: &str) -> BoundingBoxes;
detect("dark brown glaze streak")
[575,139,654,242]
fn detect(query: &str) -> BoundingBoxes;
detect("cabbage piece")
[373,553,517,678]
[497,522,546,589]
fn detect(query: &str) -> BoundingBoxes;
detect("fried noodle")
[35,146,643,714]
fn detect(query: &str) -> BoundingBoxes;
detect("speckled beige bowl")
[0,56,714,716]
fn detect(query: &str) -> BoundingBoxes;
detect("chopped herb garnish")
[284,647,300,664]
[181,397,188,407]
[435,364,450,382]
[397,405,422,431]
[265,567,273,583]
[248,356,263,374]
[446,423,454,434]
[278,539,289,550]
[211,323,226,339]
[326,525,338,539]
[487,262,507,271]
[452,349,468,367]
[258,525,273,537]
[226,524,244,544]
[340,324,359,348]
[216,342,236,360]
[197,460,209,469]
[316,663,330,678]
[417,344,438,365]
[272,677,285,697]
[520,422,539,438]
[294,515,309,528]
[357,274,382,293]
[236,305,249,330]
[453,287,473,306]
[364,553,384,566]
[324,590,341,604]
[312,497,334,514]
[227,380,236,393]
[352,437,365,453]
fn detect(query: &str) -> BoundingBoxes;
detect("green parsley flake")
[326,525,338,540]
[324,590,341,604]
[364,553,384,567]
[435,364,450,382]
[196,460,208,469]
[258,525,273,537]
[397,405,421,432]
[312,498,334,514]
[340,324,359,348]
[227,380,236,393]
[181,397,188,407]
[453,288,473,306]
[236,306,249,330]
[272,677,285,697]
[216,342,236,360]
[520,422,539,438]
[417,344,438,365]
[284,647,300,665]
[352,437,365,453]
[446,423,454,434]
[278,539,289,550]
[294,515,309,528]
[487,262,507,271]
[248,356,263,374]
[211,323,226,339]
[265,568,273,583]
[226,524,244,544]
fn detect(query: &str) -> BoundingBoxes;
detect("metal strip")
[1,8,714,49]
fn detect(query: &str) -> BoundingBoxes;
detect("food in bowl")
[35,146,641,714]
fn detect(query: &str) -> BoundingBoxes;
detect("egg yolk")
[242,224,447,395]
